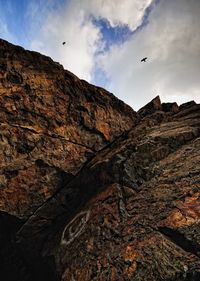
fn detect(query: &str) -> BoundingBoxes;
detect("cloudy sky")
[0,0,200,110]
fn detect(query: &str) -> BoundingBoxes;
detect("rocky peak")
[137,95,162,117]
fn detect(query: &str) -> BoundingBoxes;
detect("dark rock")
[137,95,162,118]
[7,71,23,84]
[179,101,196,110]
[0,212,59,281]
[162,102,179,113]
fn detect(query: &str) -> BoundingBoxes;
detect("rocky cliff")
[0,39,136,220]
[0,39,200,281]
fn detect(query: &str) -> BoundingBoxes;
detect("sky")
[0,0,200,110]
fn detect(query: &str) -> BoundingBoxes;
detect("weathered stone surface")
[17,97,200,280]
[0,39,136,219]
[1,39,200,281]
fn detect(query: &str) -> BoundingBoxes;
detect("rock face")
[0,39,136,220]
[0,39,200,281]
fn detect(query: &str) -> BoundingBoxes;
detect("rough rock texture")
[17,97,200,281]
[0,39,136,220]
[0,40,200,281]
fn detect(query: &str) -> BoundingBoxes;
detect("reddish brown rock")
[0,39,136,219]
[17,97,200,280]
[53,101,200,281]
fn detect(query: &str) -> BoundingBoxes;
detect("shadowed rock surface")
[0,39,200,280]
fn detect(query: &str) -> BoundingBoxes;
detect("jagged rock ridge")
[0,39,200,281]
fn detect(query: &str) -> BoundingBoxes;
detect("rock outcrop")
[0,39,136,220]
[0,39,200,281]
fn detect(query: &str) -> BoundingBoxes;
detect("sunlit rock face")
[1,39,200,281]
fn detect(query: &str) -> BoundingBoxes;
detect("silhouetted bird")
[62,42,66,45]
[141,57,147,62]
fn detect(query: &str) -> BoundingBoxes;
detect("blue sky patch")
[93,17,133,52]
[0,0,28,45]
[0,0,67,47]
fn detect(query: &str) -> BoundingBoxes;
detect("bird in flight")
[62,42,66,45]
[141,57,147,62]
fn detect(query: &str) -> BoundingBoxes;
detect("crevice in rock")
[1,122,96,151]
[158,226,200,258]
[16,164,74,231]
[24,127,135,224]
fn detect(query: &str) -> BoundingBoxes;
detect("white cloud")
[29,1,100,81]
[28,0,153,81]
[80,0,154,30]
[99,0,200,109]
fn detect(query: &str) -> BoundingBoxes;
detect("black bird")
[62,41,66,45]
[141,57,147,62]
